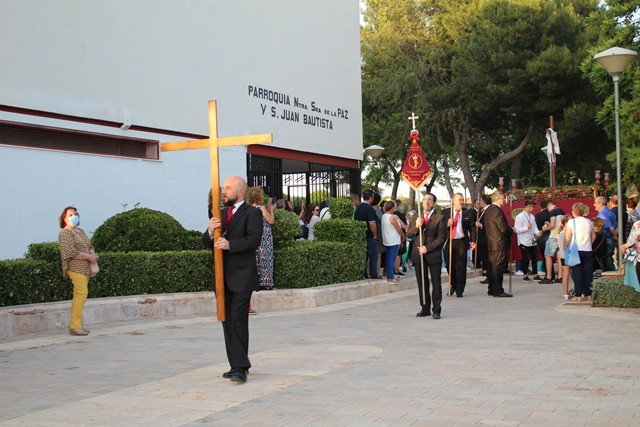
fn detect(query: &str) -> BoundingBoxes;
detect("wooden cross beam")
[161,100,272,321]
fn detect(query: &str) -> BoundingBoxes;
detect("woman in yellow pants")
[58,206,99,336]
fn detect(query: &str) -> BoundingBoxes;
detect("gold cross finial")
[408,112,419,130]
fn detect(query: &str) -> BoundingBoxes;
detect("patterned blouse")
[626,220,640,253]
[58,227,94,277]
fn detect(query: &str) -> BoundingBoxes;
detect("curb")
[0,277,417,339]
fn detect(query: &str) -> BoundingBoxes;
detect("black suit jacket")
[483,204,513,251]
[202,202,263,293]
[470,208,487,245]
[407,210,446,265]
[442,207,476,249]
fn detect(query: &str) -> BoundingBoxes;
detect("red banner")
[401,130,432,191]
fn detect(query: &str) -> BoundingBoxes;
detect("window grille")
[0,120,159,160]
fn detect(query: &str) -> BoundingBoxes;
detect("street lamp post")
[364,145,385,159]
[594,46,638,271]
[364,144,385,191]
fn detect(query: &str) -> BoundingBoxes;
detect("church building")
[0,1,363,259]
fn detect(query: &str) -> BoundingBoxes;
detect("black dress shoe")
[494,292,513,298]
[456,294,463,298]
[432,313,441,319]
[228,369,247,383]
[480,279,489,284]
[223,368,248,379]
[416,309,430,317]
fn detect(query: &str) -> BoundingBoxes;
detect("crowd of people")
[57,180,640,383]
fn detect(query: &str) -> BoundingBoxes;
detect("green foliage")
[328,197,355,219]
[309,189,329,205]
[0,259,70,306]
[0,251,213,307]
[273,241,365,288]
[92,207,198,252]
[361,0,604,199]
[25,242,60,263]
[592,277,640,308]
[272,209,302,245]
[315,218,366,248]
[88,251,212,298]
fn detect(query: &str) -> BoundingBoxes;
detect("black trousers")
[222,288,253,370]
[444,238,467,296]
[487,249,508,296]
[519,244,538,275]
[415,260,442,315]
[474,242,489,272]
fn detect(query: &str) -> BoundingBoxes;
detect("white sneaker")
[563,294,569,300]
[514,270,524,276]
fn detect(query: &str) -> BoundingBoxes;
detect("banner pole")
[508,193,514,294]
[474,199,479,277]
[416,190,427,307]
[448,201,453,296]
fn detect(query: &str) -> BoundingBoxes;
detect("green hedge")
[592,278,640,308]
[0,258,71,305]
[3,212,369,306]
[274,241,366,288]
[0,250,212,307]
[25,242,60,263]
[92,207,201,252]
[314,218,366,248]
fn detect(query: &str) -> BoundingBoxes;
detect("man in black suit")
[484,191,514,297]
[408,192,446,319]
[471,195,491,281]
[202,176,263,383]
[442,193,476,297]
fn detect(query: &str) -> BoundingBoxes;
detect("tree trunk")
[436,126,455,198]
[451,115,479,201]
[476,120,536,194]
[509,151,523,191]
[407,188,416,211]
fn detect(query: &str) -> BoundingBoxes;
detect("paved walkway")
[1,271,639,426]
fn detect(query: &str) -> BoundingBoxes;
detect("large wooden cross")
[161,100,272,321]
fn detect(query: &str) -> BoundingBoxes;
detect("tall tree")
[362,0,602,201]
[583,0,640,192]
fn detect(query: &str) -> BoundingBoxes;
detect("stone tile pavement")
[1,270,639,426]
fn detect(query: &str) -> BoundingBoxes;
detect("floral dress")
[256,206,275,289]
[623,220,640,292]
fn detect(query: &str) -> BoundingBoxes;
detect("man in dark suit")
[442,193,476,297]
[408,192,447,319]
[202,176,263,383]
[473,195,492,286]
[484,191,514,297]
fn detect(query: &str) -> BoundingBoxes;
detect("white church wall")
[0,0,362,259]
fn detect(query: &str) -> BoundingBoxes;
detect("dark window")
[247,153,361,201]
[0,120,159,160]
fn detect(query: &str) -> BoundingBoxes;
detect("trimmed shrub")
[329,197,355,219]
[592,277,640,308]
[0,258,70,306]
[274,241,365,288]
[92,208,196,252]
[88,251,212,297]
[25,242,60,263]
[272,209,302,245]
[0,250,213,307]
[315,218,366,248]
